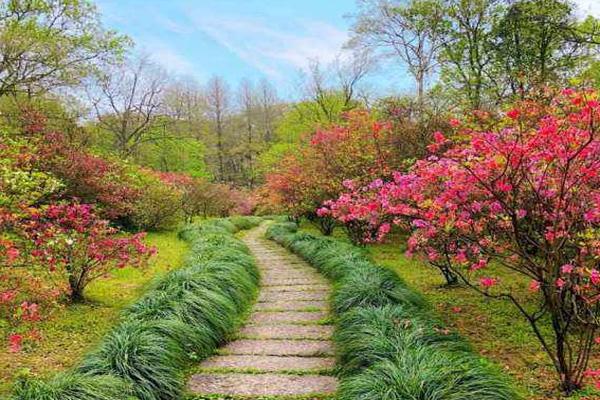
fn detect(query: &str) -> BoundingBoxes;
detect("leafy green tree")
[493,0,600,98]
[350,0,446,108]
[0,0,129,97]
[136,126,209,178]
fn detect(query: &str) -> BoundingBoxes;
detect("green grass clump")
[11,373,134,400]
[266,222,519,400]
[334,305,471,375]
[338,349,515,400]
[78,321,188,400]
[228,216,262,230]
[12,219,260,400]
[332,265,426,313]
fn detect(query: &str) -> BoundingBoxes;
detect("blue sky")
[95,0,600,99]
[95,0,413,98]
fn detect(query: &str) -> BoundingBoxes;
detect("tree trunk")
[68,273,85,303]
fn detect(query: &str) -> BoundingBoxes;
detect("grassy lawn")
[0,230,188,396]
[299,222,600,400]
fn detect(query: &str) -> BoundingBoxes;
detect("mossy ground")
[0,231,188,396]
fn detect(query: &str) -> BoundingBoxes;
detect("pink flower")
[489,202,503,214]
[529,280,541,292]
[5,247,19,264]
[433,131,446,143]
[591,269,600,285]
[454,251,468,264]
[316,207,330,217]
[495,180,513,192]
[451,306,462,313]
[378,223,391,235]
[560,264,574,274]
[342,179,355,190]
[480,277,498,288]
[427,250,440,262]
[449,118,461,127]
[412,219,428,229]
[470,259,487,272]
[556,278,566,289]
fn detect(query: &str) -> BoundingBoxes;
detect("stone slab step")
[249,311,329,325]
[254,300,328,311]
[261,271,324,281]
[188,373,338,397]
[262,277,328,286]
[260,266,317,274]
[239,324,334,340]
[220,339,334,356]
[259,290,329,302]
[264,284,330,292]
[199,354,335,372]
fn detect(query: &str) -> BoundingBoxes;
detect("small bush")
[335,304,471,375]
[130,175,182,231]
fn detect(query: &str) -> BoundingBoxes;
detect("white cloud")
[143,39,198,78]
[572,0,600,19]
[190,13,349,81]
[154,14,195,36]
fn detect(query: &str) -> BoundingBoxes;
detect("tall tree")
[257,78,278,142]
[0,0,129,97]
[88,55,167,157]
[494,0,600,98]
[205,75,230,182]
[349,0,446,108]
[438,0,500,109]
[238,78,256,187]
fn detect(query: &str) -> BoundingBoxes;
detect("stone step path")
[188,225,338,398]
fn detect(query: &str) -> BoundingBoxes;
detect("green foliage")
[78,320,188,400]
[0,133,62,209]
[256,142,296,176]
[11,218,260,400]
[128,171,183,231]
[228,216,263,231]
[333,264,426,314]
[338,350,515,400]
[0,0,129,97]
[266,222,519,400]
[139,137,209,178]
[11,373,134,400]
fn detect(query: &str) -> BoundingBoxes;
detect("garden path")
[188,225,338,398]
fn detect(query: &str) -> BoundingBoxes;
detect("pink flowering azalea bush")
[21,204,155,302]
[325,89,600,393]
[317,178,396,246]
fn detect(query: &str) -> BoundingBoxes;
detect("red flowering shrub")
[265,110,404,234]
[325,89,600,393]
[41,133,141,222]
[20,203,155,302]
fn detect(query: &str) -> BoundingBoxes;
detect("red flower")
[8,334,23,353]
[506,108,520,119]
